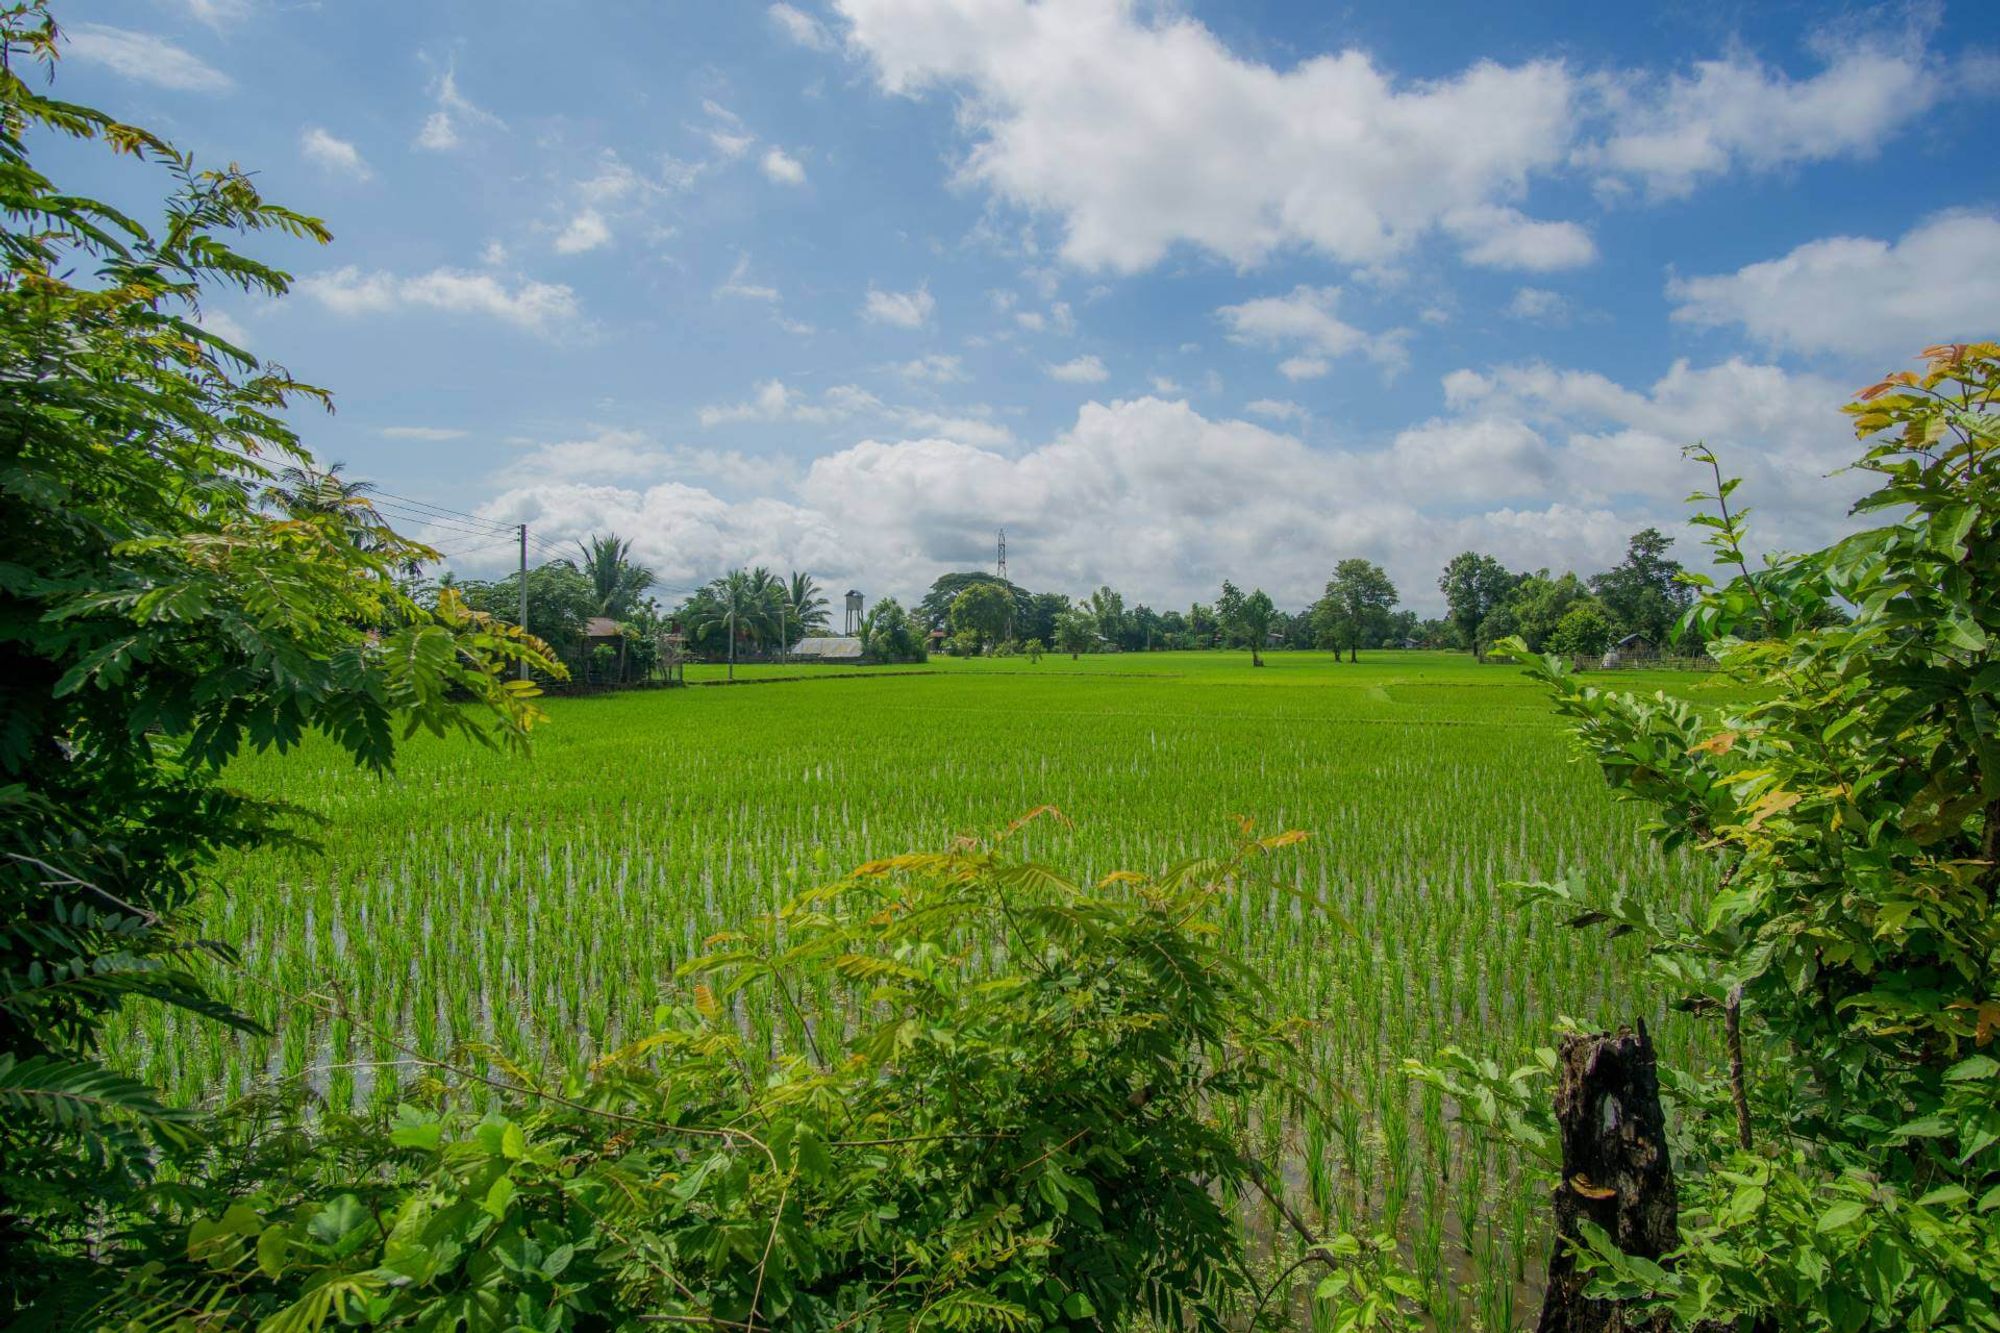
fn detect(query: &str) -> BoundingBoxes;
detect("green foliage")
[453,561,599,662]
[1545,601,1616,657]
[678,567,787,668]
[951,580,1015,650]
[1437,552,1516,655]
[918,572,1029,634]
[96,822,1313,1332]
[1084,586,1126,647]
[1503,572,1596,654]
[0,4,556,1305]
[858,596,925,662]
[1313,560,1400,662]
[567,534,656,620]
[1215,581,1275,666]
[1589,527,1691,649]
[1053,608,1096,659]
[1494,342,2000,1331]
[781,570,832,644]
[1020,591,1072,649]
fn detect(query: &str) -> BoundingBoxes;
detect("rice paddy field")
[119,649,1741,1329]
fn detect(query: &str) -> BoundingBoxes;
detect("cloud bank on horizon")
[59,0,2000,612]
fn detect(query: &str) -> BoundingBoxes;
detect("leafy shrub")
[1487,343,2000,1330]
[0,3,555,1309]
[89,817,1313,1331]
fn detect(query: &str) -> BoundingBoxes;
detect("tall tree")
[1213,582,1245,649]
[783,570,831,644]
[568,534,655,620]
[685,569,782,679]
[1187,600,1217,648]
[1590,527,1691,646]
[1085,585,1126,646]
[1053,608,1097,659]
[1216,582,1274,666]
[1020,590,1070,646]
[917,572,1027,632]
[264,460,408,568]
[457,562,599,662]
[1437,551,1517,654]
[950,581,1014,652]
[1315,558,1400,661]
[1505,570,1596,653]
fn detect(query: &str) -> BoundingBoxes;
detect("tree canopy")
[568,534,656,620]
[950,580,1014,650]
[1314,559,1399,661]
[1437,551,1517,653]
[917,571,1027,632]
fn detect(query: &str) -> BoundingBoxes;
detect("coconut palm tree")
[688,567,785,680]
[265,461,414,572]
[569,534,656,620]
[783,571,831,646]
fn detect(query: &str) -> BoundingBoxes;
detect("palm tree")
[783,571,831,647]
[689,568,785,680]
[265,461,414,573]
[569,534,656,620]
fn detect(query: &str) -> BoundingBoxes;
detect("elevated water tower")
[844,589,864,634]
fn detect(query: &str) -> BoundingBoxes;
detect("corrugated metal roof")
[791,636,864,659]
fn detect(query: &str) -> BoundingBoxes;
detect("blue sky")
[51,0,2000,613]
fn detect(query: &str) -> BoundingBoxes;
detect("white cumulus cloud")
[1587,28,1945,198]
[297,266,581,335]
[473,355,1875,615]
[861,285,935,327]
[300,126,371,180]
[1444,206,1596,271]
[761,146,808,185]
[835,0,1575,273]
[554,209,613,255]
[1667,211,2000,362]
[1047,354,1109,383]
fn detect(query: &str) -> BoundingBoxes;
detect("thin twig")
[7,851,161,924]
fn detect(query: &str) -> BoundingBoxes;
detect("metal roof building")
[790,635,865,661]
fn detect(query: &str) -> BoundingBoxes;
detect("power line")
[363,486,517,532]
[427,536,521,560]
[369,503,519,543]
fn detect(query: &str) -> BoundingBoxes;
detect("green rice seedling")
[115,650,1729,1312]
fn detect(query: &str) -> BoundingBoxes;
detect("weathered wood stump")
[1536,1023,1679,1333]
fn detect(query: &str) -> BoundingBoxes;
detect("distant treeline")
[905,526,1729,661]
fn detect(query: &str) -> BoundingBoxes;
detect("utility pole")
[516,523,529,681]
[727,604,736,682]
[997,529,1013,643]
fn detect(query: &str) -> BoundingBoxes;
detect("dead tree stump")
[1536,1023,1679,1333]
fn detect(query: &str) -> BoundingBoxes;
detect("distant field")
[125,649,1738,1321]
